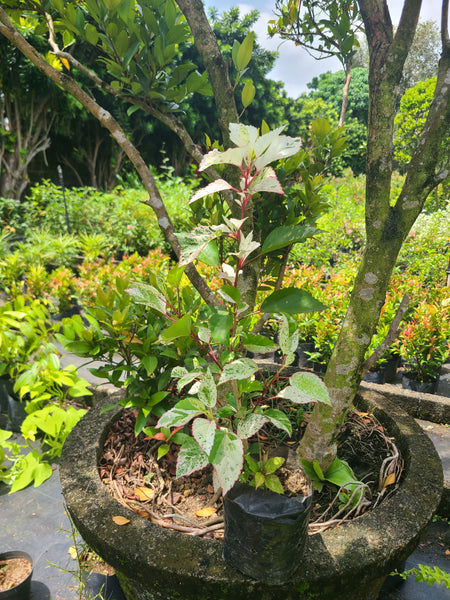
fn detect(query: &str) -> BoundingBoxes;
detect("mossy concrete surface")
[60,389,443,600]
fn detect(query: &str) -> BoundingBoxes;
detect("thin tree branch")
[0,7,220,308]
[362,293,409,374]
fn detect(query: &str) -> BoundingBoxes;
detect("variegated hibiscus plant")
[128,123,352,497]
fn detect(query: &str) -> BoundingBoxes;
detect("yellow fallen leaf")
[383,473,396,488]
[196,506,217,518]
[134,487,155,501]
[68,545,78,559]
[112,515,130,525]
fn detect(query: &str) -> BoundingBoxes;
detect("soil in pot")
[0,552,33,598]
[99,408,403,539]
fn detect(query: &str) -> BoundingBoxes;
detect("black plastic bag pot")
[0,551,33,599]
[363,369,385,384]
[382,355,400,384]
[295,343,315,369]
[401,372,438,394]
[223,482,312,585]
[0,378,14,414]
[402,373,439,394]
[6,395,27,432]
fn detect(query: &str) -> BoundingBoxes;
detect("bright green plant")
[0,404,86,493]
[0,296,56,379]
[395,564,450,589]
[242,455,286,494]
[13,342,92,413]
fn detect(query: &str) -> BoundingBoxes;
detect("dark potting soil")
[99,409,402,538]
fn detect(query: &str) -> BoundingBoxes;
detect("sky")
[203,1,444,98]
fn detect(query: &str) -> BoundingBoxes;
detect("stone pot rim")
[60,387,443,599]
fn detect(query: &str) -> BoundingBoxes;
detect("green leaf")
[126,282,166,314]
[262,408,292,436]
[142,355,157,376]
[264,473,284,494]
[192,417,216,456]
[300,458,324,492]
[85,23,99,45]
[236,413,267,439]
[262,225,318,254]
[241,80,255,108]
[176,436,209,478]
[264,456,285,475]
[198,241,220,267]
[323,457,359,489]
[313,459,325,481]
[178,226,222,266]
[284,372,331,405]
[217,285,241,304]
[235,32,255,71]
[261,288,328,315]
[245,454,259,473]
[166,265,185,288]
[209,429,243,495]
[254,471,265,489]
[160,315,191,343]
[209,311,232,345]
[218,358,258,385]
[197,368,217,408]
[242,334,276,354]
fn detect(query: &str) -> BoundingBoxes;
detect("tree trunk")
[299,0,450,469]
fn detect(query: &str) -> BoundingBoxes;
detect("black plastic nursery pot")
[60,387,443,600]
[0,551,33,600]
[223,482,312,584]
[0,379,25,432]
[402,372,439,394]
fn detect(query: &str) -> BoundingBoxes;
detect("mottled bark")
[176,0,239,147]
[299,0,450,469]
[0,7,219,308]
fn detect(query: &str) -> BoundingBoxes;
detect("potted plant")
[396,299,450,393]
[0,551,33,599]
[0,296,56,430]
[59,126,348,582]
[57,125,443,597]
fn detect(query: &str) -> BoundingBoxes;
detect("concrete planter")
[60,387,443,600]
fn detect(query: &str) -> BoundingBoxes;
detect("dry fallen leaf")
[383,473,396,488]
[68,546,78,559]
[112,515,130,525]
[196,506,217,518]
[134,487,155,501]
